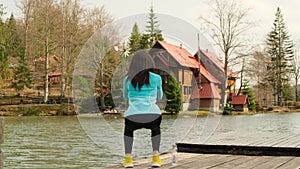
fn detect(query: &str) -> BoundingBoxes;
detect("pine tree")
[5,14,32,92]
[126,5,164,52]
[139,33,150,49]
[164,75,181,113]
[0,6,11,80]
[12,50,32,91]
[144,4,164,47]
[282,84,293,101]
[266,7,294,106]
[128,23,141,54]
[242,81,256,111]
[6,14,20,56]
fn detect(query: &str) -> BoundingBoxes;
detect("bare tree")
[292,42,300,101]
[247,49,274,106]
[199,0,253,107]
[58,0,86,97]
[83,6,118,111]
[17,0,35,60]
[83,6,113,33]
[235,53,247,95]
[29,0,61,103]
[228,45,254,95]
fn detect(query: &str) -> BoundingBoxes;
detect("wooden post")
[0,117,3,169]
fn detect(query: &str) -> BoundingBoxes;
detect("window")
[184,86,192,95]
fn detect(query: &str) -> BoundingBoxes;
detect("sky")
[2,0,300,48]
[85,0,300,43]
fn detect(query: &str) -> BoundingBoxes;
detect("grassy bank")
[1,104,299,116]
[0,104,76,116]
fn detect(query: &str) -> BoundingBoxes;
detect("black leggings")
[124,114,162,154]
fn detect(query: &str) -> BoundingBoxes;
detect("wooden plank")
[204,132,298,147]
[233,156,275,168]
[269,134,300,147]
[205,132,300,148]
[252,156,294,169]
[160,154,210,169]
[177,143,300,156]
[237,133,275,145]
[170,154,232,169]
[104,153,203,169]
[106,153,300,169]
[206,136,250,146]
[210,155,259,169]
[274,134,300,147]
[297,143,300,148]
[248,133,293,146]
[197,155,243,169]
[276,157,300,169]
[133,153,204,169]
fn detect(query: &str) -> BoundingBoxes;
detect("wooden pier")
[105,132,300,169]
[106,152,300,169]
[177,133,300,157]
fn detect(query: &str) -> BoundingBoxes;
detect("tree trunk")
[295,77,298,101]
[43,6,50,103]
[60,1,66,97]
[237,55,246,95]
[44,36,49,103]
[222,52,229,109]
[99,62,105,111]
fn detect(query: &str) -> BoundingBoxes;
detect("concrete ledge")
[0,150,2,169]
[0,117,3,144]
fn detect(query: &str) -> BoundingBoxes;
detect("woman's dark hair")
[127,50,155,90]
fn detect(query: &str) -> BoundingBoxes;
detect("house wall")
[178,69,193,104]
[233,104,248,112]
[49,76,61,84]
[190,99,220,112]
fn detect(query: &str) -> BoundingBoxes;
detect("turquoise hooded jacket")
[123,72,163,117]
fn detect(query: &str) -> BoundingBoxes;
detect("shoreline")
[0,103,299,116]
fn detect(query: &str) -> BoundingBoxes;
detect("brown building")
[231,95,249,112]
[195,49,239,105]
[150,41,229,112]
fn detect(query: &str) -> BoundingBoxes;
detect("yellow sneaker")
[152,155,163,167]
[123,156,134,168]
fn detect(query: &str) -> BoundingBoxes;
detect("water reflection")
[3,116,120,168]
[2,112,300,168]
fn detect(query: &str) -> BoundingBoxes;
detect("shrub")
[164,75,181,114]
[57,103,68,116]
[24,107,42,116]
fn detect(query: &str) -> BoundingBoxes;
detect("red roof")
[231,95,248,105]
[157,41,200,68]
[36,55,59,62]
[152,41,220,84]
[200,63,221,84]
[49,71,62,77]
[191,83,221,99]
[196,49,239,78]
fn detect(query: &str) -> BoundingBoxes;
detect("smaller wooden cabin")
[231,95,249,112]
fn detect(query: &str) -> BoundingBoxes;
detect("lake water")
[2,112,300,168]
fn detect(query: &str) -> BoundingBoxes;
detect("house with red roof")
[35,55,62,86]
[150,41,223,111]
[48,71,62,84]
[231,95,249,112]
[194,49,239,107]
